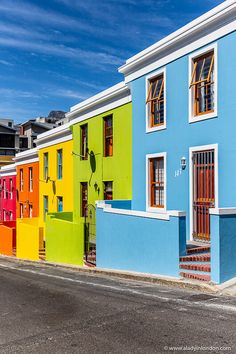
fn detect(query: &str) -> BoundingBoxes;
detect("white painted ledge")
[168,210,186,217]
[96,201,186,220]
[210,208,236,215]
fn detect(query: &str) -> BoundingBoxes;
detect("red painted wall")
[0,175,16,221]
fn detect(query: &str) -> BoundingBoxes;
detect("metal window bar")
[150,157,164,207]
[192,150,215,241]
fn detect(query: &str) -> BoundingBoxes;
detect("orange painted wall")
[0,221,16,256]
[16,161,39,218]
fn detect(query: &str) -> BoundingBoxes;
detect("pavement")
[1,255,235,296]
[0,257,235,353]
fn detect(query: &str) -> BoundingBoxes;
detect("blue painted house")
[97,1,236,284]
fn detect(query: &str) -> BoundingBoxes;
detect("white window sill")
[146,206,166,213]
[189,111,218,123]
[146,124,166,134]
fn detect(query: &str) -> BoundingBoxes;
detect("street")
[0,258,235,354]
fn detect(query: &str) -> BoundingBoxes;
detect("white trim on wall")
[145,67,167,133]
[189,143,218,241]
[119,1,236,82]
[188,43,218,123]
[146,152,167,213]
[67,96,131,125]
[15,157,39,166]
[36,134,72,150]
[0,172,17,177]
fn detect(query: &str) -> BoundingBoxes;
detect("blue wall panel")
[211,214,236,283]
[97,208,186,277]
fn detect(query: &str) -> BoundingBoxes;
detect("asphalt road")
[0,258,235,354]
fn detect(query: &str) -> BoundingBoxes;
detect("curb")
[0,255,220,294]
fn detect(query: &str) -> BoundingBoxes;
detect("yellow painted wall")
[16,217,43,261]
[38,139,73,230]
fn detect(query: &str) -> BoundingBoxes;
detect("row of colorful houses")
[0,82,132,265]
[1,1,236,284]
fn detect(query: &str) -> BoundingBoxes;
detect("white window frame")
[29,204,33,218]
[146,152,167,213]
[20,203,23,218]
[3,179,6,199]
[189,143,218,241]
[188,43,218,123]
[29,167,33,192]
[9,179,13,200]
[20,169,24,191]
[145,67,166,133]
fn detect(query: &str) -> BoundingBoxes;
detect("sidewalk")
[0,255,235,296]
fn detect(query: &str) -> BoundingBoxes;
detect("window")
[57,196,63,212]
[146,71,165,131]
[9,211,13,221]
[104,115,113,157]
[20,203,23,218]
[104,181,113,200]
[44,153,48,180]
[19,136,28,149]
[20,169,24,191]
[3,179,6,199]
[57,149,63,180]
[189,45,217,122]
[147,154,166,210]
[29,204,33,218]
[43,196,48,221]
[0,134,14,148]
[9,179,13,199]
[29,167,33,192]
[81,182,88,217]
[81,124,88,160]
[3,209,6,221]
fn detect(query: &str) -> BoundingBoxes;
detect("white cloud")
[0,59,14,66]
[0,37,123,69]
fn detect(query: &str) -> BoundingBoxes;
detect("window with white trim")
[148,156,165,208]
[29,167,33,192]
[146,71,165,130]
[20,169,24,191]
[9,179,13,199]
[189,45,217,122]
[20,203,23,218]
[3,179,6,199]
[29,204,33,218]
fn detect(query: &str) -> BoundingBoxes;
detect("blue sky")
[0,0,223,123]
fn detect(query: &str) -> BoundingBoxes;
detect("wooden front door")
[192,149,215,242]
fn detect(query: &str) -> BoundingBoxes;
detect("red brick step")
[187,245,210,255]
[180,263,211,272]
[180,272,211,282]
[180,253,210,262]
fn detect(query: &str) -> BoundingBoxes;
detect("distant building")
[0,111,67,167]
[0,119,22,167]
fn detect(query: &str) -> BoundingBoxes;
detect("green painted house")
[45,82,132,266]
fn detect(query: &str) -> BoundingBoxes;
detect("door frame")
[189,143,218,241]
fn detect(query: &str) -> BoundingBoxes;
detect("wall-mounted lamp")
[181,156,187,170]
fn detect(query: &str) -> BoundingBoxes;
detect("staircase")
[39,248,46,261]
[179,244,211,282]
[84,249,96,267]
